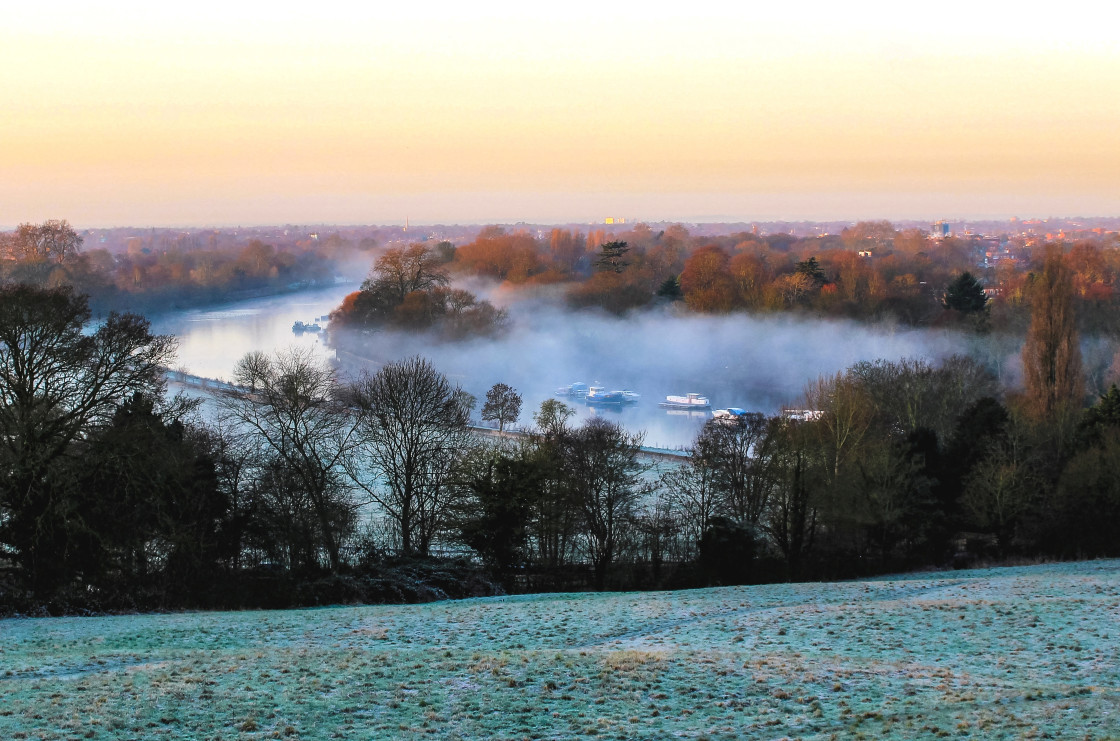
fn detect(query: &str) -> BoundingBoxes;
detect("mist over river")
[151,283,1009,449]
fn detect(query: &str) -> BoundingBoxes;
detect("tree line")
[2,236,1120,613]
[408,221,1120,333]
[0,220,362,313]
[3,242,1119,613]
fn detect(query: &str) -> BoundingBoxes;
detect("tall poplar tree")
[1022,245,1083,418]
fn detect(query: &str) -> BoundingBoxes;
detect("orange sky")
[3,3,1119,226]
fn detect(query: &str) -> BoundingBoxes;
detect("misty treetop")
[283,220,1120,356]
[329,243,507,338]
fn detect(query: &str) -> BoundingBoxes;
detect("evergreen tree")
[943,271,988,313]
[794,256,826,286]
[656,275,683,301]
[594,241,630,273]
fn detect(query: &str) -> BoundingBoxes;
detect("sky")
[3,2,1120,227]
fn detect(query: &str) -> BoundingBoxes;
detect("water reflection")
[149,284,358,381]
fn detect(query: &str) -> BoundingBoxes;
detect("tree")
[8,220,83,264]
[846,356,998,443]
[533,399,575,436]
[594,241,630,274]
[698,517,757,585]
[481,383,522,432]
[345,357,473,556]
[332,244,504,337]
[455,445,542,581]
[1022,245,1084,418]
[962,445,1033,554]
[656,275,683,301]
[562,417,647,587]
[1053,427,1120,557]
[795,256,826,286]
[695,413,775,525]
[680,246,735,312]
[524,399,581,570]
[763,418,822,579]
[76,393,228,592]
[366,243,451,305]
[0,285,176,591]
[943,271,988,313]
[1080,385,1120,446]
[660,451,721,560]
[220,348,359,572]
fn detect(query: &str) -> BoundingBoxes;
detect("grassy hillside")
[2,561,1118,739]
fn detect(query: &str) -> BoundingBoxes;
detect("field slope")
[2,560,1118,739]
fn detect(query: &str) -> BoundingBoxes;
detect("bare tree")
[481,382,522,432]
[365,243,450,305]
[763,418,822,579]
[659,457,720,561]
[219,348,359,571]
[524,400,580,569]
[562,417,647,586]
[803,371,873,481]
[698,413,775,525]
[533,398,574,435]
[847,356,997,443]
[344,356,473,556]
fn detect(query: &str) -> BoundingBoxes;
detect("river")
[149,283,992,449]
[148,283,358,381]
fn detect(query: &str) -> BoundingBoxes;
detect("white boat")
[292,321,322,333]
[556,382,589,397]
[713,407,764,425]
[619,390,641,403]
[659,392,711,410]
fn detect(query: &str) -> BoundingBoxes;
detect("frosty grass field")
[2,561,1118,740]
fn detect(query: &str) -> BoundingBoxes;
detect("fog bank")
[335,295,990,448]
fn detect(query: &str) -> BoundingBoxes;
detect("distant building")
[931,220,951,239]
[604,217,626,225]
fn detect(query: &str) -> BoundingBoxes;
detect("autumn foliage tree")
[5,220,83,263]
[453,228,542,282]
[680,245,735,312]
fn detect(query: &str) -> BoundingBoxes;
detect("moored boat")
[659,392,711,410]
[556,382,590,397]
[586,386,626,404]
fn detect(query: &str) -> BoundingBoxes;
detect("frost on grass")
[2,560,1119,739]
